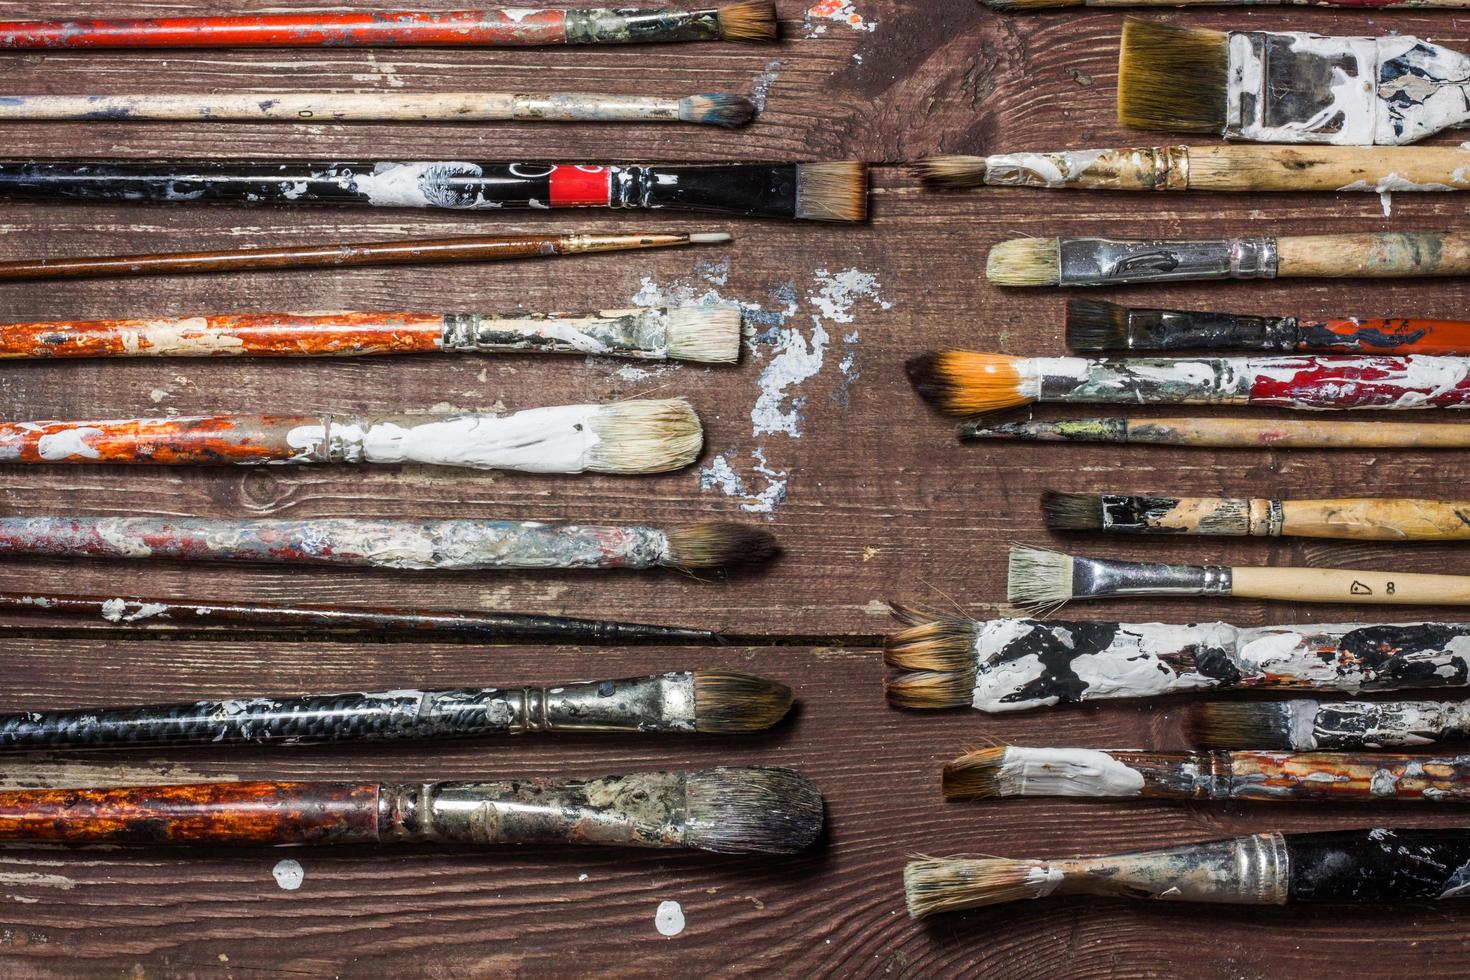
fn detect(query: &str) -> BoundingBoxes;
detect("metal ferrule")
[564,9,722,44]
[509,94,680,122]
[377,770,689,848]
[1072,555,1233,599]
[1124,307,1299,352]
[1058,237,1279,286]
[440,309,672,359]
[1057,832,1290,905]
[517,673,697,734]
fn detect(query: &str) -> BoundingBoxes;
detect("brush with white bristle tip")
[586,399,704,474]
[666,306,743,364]
[1188,698,1470,751]
[985,239,1059,287]
[678,94,759,128]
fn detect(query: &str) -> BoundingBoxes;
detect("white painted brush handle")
[1233,567,1470,605]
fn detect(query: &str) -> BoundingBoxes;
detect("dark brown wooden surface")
[1,0,1469,975]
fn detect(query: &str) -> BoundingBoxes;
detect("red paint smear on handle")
[549,167,612,208]
[1248,356,1470,408]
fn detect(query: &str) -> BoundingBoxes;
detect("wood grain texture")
[1,0,1470,975]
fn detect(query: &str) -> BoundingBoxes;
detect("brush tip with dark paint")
[795,161,869,222]
[692,669,794,733]
[684,766,824,854]
[1117,18,1228,134]
[716,1,780,43]
[1064,299,1131,352]
[905,350,1030,416]
[1040,491,1106,532]
[911,155,989,188]
[679,94,759,128]
[1187,701,1299,750]
[664,522,780,571]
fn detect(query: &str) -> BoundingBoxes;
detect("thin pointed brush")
[0,306,741,364]
[0,160,868,222]
[905,351,1470,416]
[906,828,1470,918]
[884,608,1470,713]
[1118,19,1470,146]
[963,416,1470,450]
[0,92,757,127]
[942,745,1470,803]
[0,401,703,474]
[0,671,793,751]
[1066,298,1470,356]
[1042,491,1470,542]
[0,589,720,645]
[1007,545,1470,614]
[0,230,731,283]
[0,518,779,573]
[0,3,779,49]
[0,766,823,855]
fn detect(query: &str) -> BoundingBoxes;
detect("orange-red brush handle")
[1299,318,1470,355]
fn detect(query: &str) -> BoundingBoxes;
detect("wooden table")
[0,0,1468,974]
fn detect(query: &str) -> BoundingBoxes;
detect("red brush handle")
[1299,318,1470,355]
[0,10,568,49]
[0,416,332,464]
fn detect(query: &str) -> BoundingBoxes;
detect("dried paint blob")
[272,859,304,891]
[805,0,876,33]
[654,900,686,937]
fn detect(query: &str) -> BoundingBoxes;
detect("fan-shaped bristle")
[905,351,1031,416]
[985,238,1060,287]
[1006,545,1074,612]
[912,155,989,188]
[1187,701,1299,750]
[1117,18,1228,134]
[684,767,824,854]
[679,93,758,128]
[663,522,780,570]
[588,398,703,474]
[666,305,742,363]
[905,857,1058,918]
[794,162,869,222]
[1065,299,1131,352]
[693,669,794,733]
[884,671,975,710]
[717,1,779,42]
[1040,491,1104,532]
[884,606,979,672]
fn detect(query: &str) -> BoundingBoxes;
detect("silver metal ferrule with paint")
[1055,832,1290,905]
[1072,555,1234,599]
[513,672,697,734]
[564,9,724,44]
[440,308,674,359]
[1058,237,1279,286]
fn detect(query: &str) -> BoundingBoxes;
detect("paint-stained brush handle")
[1232,566,1470,605]
[1072,495,1470,540]
[1114,750,1470,802]
[964,417,1470,449]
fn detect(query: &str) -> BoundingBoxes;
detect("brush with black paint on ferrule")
[1188,698,1470,751]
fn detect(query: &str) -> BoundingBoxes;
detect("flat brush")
[986,232,1470,288]
[906,351,1470,416]
[0,589,720,645]
[0,92,757,128]
[1189,699,1470,751]
[1119,19,1470,146]
[0,402,702,474]
[963,417,1470,450]
[0,671,792,751]
[0,518,779,573]
[0,160,868,222]
[1043,492,1470,542]
[0,4,779,49]
[1009,545,1470,614]
[884,609,1470,713]
[905,828,1470,917]
[0,767,823,855]
[943,745,1470,803]
[0,230,732,283]
[1067,298,1470,356]
[0,306,741,364]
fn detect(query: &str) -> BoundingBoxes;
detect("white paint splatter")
[272,859,304,891]
[804,0,876,34]
[699,454,745,496]
[751,60,784,112]
[810,268,891,322]
[1379,191,1393,217]
[743,450,788,514]
[753,322,829,437]
[655,900,686,937]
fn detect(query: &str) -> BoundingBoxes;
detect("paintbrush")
[0,767,823,855]
[905,828,1470,917]
[0,402,703,474]
[0,518,778,573]
[0,92,757,128]
[1008,545,1470,614]
[1189,699,1470,751]
[915,145,1470,192]
[1067,299,1470,356]
[0,160,868,222]
[906,351,1470,416]
[0,306,741,364]
[0,230,731,283]
[0,671,792,751]
[1042,492,1470,541]
[0,4,779,49]
[943,745,1470,803]
[884,608,1470,712]
[963,416,1470,449]
[1118,19,1470,146]
[0,589,721,645]
[986,232,1470,287]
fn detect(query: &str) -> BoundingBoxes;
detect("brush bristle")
[664,522,780,570]
[717,0,779,42]
[884,671,974,710]
[941,746,1011,800]
[1117,18,1228,134]
[693,669,794,733]
[795,162,868,222]
[666,305,742,364]
[1006,545,1073,612]
[1064,299,1130,353]
[884,606,979,672]
[905,857,1056,918]
[911,155,989,188]
[679,93,758,128]
[1040,491,1104,532]
[1187,701,1298,750]
[986,238,1060,287]
[588,398,703,474]
[684,766,824,854]
[905,351,1030,416]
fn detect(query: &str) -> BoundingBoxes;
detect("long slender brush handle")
[1096,496,1470,540]
[1232,567,1470,604]
[1303,699,1470,749]
[1279,234,1470,278]
[1285,830,1470,902]
[1295,318,1470,355]
[1116,750,1470,801]
[965,417,1470,448]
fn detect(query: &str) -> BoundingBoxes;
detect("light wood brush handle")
[1279,499,1470,540]
[1278,233,1470,278]
[1232,567,1470,604]
[1100,496,1470,540]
